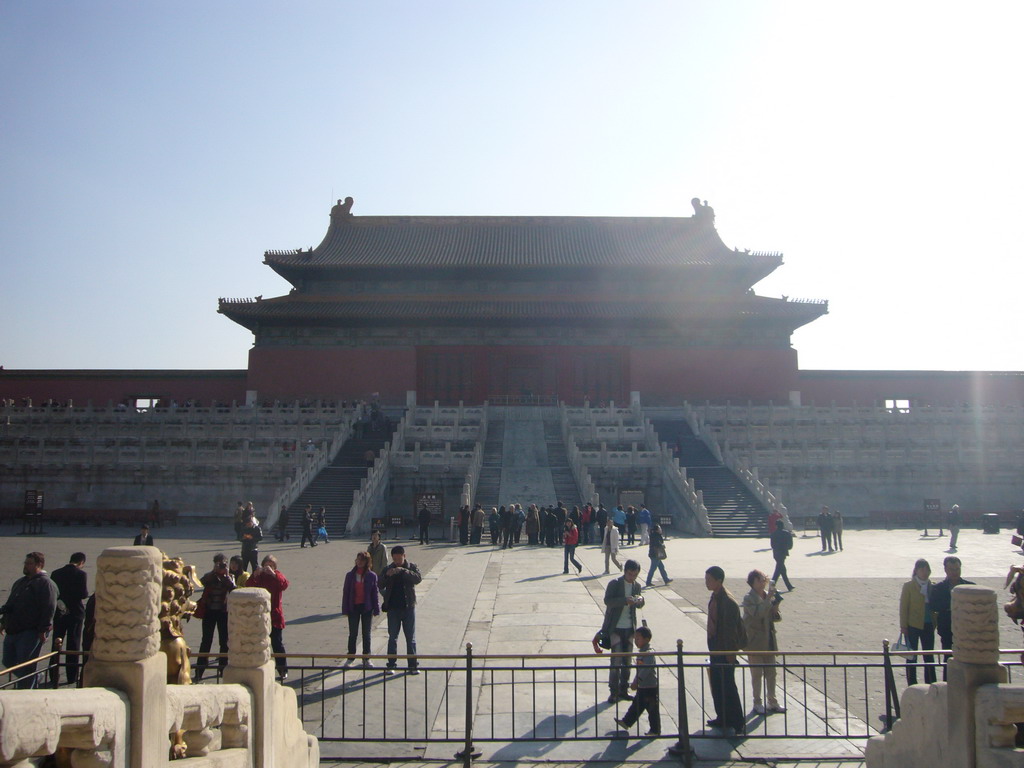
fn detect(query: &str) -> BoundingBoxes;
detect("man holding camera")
[593,559,645,703]
[381,545,422,676]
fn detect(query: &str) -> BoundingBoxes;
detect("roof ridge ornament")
[330,196,354,224]
[691,197,715,225]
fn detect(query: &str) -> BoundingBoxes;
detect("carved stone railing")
[0,688,127,767]
[558,405,597,505]
[165,684,250,759]
[266,404,364,530]
[658,443,712,535]
[683,401,785,526]
[0,547,319,767]
[345,413,405,534]
[392,436,478,470]
[866,585,1009,768]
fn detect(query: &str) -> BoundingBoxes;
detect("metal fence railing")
[9,643,1024,767]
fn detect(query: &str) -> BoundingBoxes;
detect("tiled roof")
[218,295,827,326]
[263,215,779,270]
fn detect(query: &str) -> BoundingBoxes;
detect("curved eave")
[265,258,782,290]
[218,296,826,333]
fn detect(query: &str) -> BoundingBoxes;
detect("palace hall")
[218,198,827,406]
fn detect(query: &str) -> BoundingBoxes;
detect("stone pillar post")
[83,546,166,768]
[946,585,1007,768]
[223,588,274,768]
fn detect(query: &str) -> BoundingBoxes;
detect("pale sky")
[2,2,1021,373]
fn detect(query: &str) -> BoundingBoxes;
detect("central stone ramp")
[497,406,558,507]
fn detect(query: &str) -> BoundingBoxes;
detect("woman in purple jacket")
[342,551,380,667]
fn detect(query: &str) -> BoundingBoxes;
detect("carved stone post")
[223,588,273,768]
[947,585,1007,768]
[83,546,166,768]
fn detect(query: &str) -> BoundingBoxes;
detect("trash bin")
[981,513,1000,534]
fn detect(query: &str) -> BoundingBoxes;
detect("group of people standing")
[340,531,422,675]
[447,501,671,586]
[590,559,786,740]
[898,555,973,685]
[815,506,844,552]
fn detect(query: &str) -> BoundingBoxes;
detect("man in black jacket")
[770,526,795,591]
[381,546,422,675]
[594,559,645,703]
[704,565,746,736]
[1,552,59,689]
[50,552,89,685]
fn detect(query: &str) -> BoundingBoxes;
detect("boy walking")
[614,625,660,737]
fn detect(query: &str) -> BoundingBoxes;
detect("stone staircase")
[543,417,584,507]
[281,425,396,539]
[651,418,768,537]
[474,418,505,508]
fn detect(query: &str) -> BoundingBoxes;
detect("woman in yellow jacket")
[899,558,936,685]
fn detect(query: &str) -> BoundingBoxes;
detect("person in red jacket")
[247,554,290,681]
[563,519,583,575]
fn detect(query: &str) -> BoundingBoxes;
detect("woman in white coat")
[602,521,622,574]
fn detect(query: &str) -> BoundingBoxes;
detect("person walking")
[514,504,526,544]
[239,512,263,572]
[470,504,484,545]
[368,530,388,577]
[248,555,290,682]
[275,504,291,541]
[195,554,234,681]
[899,558,936,685]
[50,552,89,686]
[613,624,661,737]
[488,507,500,546]
[704,565,746,736]
[742,569,784,715]
[580,503,593,545]
[602,521,623,574]
[613,505,627,538]
[499,505,514,549]
[947,505,962,550]
[817,507,833,552]
[1,552,58,689]
[645,524,671,587]
[563,519,583,574]
[316,506,330,544]
[637,505,652,546]
[595,504,609,545]
[381,546,422,675]
[625,506,638,546]
[417,504,431,545]
[526,504,541,545]
[769,525,795,591]
[342,552,381,667]
[831,509,844,551]
[300,504,317,548]
[593,559,645,703]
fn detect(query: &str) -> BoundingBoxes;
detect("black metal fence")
[10,643,1024,766]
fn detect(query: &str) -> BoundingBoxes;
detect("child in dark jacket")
[615,624,660,736]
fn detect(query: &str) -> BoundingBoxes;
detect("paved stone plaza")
[3,521,1022,767]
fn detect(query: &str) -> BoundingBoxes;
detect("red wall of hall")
[796,370,1024,407]
[0,371,247,406]
[247,347,417,404]
[629,347,801,405]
